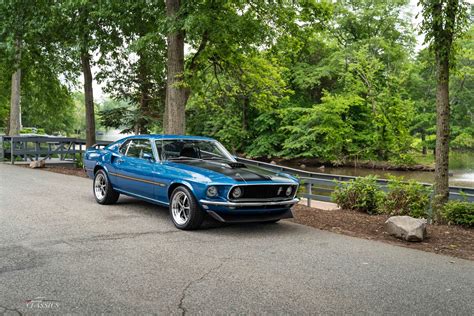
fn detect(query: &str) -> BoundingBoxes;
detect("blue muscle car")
[84,135,299,230]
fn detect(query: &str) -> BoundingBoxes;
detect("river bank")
[270,157,435,172]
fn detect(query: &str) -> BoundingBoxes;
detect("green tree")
[97,0,167,134]
[419,0,469,214]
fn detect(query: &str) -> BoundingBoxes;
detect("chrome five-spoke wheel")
[93,169,120,205]
[169,186,204,230]
[94,172,107,200]
[171,191,190,225]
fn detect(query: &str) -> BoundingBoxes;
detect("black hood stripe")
[173,160,272,181]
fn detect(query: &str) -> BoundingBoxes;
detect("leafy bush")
[332,176,384,214]
[451,131,474,150]
[75,153,84,169]
[388,153,417,166]
[379,177,431,218]
[20,127,46,135]
[442,201,474,227]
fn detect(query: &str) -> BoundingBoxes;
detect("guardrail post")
[427,190,434,225]
[307,182,312,207]
[10,138,14,164]
[0,136,4,162]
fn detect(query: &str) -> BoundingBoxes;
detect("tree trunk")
[9,39,22,136]
[164,0,186,135]
[433,55,450,214]
[81,52,96,147]
[421,132,427,155]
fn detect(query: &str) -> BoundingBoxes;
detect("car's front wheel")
[170,186,204,230]
[94,169,120,205]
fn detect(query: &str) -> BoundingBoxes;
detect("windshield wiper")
[202,157,227,161]
[167,156,201,161]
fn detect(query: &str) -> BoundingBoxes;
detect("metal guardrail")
[236,157,474,203]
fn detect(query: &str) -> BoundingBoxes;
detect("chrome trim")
[115,188,169,206]
[109,172,166,187]
[199,198,299,207]
[227,183,299,200]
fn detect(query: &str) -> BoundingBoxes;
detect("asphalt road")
[0,163,473,315]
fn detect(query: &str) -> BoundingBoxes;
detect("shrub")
[332,176,384,214]
[75,153,84,169]
[442,201,474,227]
[380,177,431,218]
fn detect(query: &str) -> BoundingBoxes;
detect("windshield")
[157,139,235,161]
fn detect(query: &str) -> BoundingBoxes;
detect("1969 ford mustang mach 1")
[84,135,299,230]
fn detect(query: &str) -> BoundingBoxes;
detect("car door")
[113,138,158,199]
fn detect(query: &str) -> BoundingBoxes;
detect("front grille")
[229,185,297,201]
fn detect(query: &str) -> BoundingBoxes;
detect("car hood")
[166,159,297,184]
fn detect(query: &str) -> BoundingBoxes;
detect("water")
[281,151,474,188]
[96,129,133,142]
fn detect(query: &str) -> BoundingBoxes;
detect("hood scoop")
[227,162,247,169]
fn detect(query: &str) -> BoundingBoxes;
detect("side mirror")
[142,153,153,161]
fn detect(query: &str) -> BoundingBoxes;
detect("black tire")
[93,169,120,205]
[169,186,204,230]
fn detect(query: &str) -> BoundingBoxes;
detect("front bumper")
[206,208,294,223]
[199,198,299,207]
[199,198,299,223]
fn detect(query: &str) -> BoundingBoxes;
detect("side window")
[126,139,153,160]
[155,141,164,160]
[119,140,131,155]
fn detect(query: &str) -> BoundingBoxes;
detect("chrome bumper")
[199,198,299,207]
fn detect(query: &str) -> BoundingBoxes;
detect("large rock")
[29,160,46,169]
[385,216,427,242]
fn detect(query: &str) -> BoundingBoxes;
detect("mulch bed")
[19,164,89,178]
[292,204,474,261]
[18,165,473,260]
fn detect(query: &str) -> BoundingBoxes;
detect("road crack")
[70,230,180,243]
[177,261,225,315]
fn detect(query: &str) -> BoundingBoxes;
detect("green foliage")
[0,0,472,165]
[379,177,432,218]
[332,176,384,214]
[442,200,474,227]
[19,128,46,135]
[75,153,84,169]
[451,131,474,149]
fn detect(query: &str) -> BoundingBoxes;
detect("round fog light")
[231,187,242,199]
[207,186,218,197]
[285,186,293,196]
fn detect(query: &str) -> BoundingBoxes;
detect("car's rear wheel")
[94,169,120,205]
[170,186,204,230]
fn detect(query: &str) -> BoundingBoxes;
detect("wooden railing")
[0,136,111,164]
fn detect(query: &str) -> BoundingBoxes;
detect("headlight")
[231,187,242,199]
[206,186,218,197]
[286,186,293,196]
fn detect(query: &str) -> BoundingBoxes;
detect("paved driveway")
[0,163,473,315]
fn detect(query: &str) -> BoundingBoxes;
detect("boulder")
[385,216,427,242]
[29,160,46,169]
